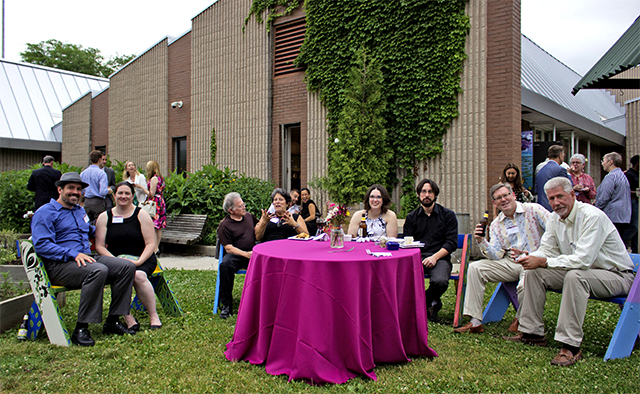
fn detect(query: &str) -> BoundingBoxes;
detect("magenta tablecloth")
[224,240,438,384]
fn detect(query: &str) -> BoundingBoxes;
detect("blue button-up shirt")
[80,164,108,199]
[31,199,94,263]
[595,167,631,224]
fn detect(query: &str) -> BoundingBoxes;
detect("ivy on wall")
[247,0,469,213]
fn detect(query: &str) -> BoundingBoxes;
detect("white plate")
[287,235,313,241]
[400,242,425,248]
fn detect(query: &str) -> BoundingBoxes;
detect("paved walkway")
[158,254,219,271]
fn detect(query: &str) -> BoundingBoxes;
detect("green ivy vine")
[247,0,469,213]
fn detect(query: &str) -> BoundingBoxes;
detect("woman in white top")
[348,184,398,238]
[123,161,148,204]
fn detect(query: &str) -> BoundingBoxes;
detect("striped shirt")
[595,167,631,224]
[479,202,550,260]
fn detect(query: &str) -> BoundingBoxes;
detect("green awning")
[572,16,640,95]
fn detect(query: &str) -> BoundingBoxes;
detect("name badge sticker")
[506,225,519,235]
[83,214,90,223]
[112,216,124,224]
[270,217,280,224]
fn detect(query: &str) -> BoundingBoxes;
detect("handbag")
[139,200,157,219]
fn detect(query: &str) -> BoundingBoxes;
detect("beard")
[420,195,437,208]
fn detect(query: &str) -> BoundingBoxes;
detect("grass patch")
[1,271,638,393]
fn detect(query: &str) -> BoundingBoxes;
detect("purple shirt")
[595,167,631,224]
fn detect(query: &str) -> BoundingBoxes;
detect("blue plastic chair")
[212,241,247,315]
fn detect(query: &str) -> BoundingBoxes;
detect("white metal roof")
[521,35,625,140]
[0,59,109,151]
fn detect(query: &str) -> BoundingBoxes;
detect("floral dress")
[148,175,167,229]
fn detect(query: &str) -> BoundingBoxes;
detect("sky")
[1,0,639,76]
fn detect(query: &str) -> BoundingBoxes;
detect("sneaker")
[220,305,232,320]
[71,328,95,347]
[103,320,136,335]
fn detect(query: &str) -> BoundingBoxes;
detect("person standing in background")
[624,155,639,253]
[596,152,631,241]
[568,154,596,204]
[101,153,116,209]
[81,150,109,223]
[27,155,61,211]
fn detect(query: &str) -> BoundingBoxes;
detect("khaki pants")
[518,267,635,347]
[463,258,524,320]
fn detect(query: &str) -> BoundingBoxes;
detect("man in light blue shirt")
[81,150,109,223]
[31,172,136,346]
[596,152,631,240]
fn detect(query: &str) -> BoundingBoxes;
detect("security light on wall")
[171,101,183,109]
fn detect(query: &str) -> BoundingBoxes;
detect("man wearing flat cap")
[31,172,137,346]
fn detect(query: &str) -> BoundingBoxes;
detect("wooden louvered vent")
[274,19,306,76]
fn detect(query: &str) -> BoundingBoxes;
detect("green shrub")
[0,169,34,232]
[164,164,274,245]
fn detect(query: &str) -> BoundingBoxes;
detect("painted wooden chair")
[424,234,471,327]
[482,253,640,361]
[18,240,182,347]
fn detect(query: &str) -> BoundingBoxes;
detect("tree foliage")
[248,0,469,214]
[322,47,391,205]
[20,39,135,78]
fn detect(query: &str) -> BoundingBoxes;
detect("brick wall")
[272,70,308,186]
[168,32,192,172]
[62,93,92,168]
[91,90,109,151]
[108,40,169,174]
[485,0,521,214]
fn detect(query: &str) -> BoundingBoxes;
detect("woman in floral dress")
[145,161,167,253]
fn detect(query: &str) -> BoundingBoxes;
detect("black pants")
[219,253,250,310]
[423,259,452,306]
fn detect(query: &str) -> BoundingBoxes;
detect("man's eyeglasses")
[493,193,512,201]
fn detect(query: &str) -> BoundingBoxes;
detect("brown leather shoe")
[550,348,583,366]
[502,333,547,347]
[454,322,485,334]
[507,317,519,333]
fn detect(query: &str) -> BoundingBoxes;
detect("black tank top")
[106,207,145,257]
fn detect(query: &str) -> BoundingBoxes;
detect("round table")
[225,239,438,384]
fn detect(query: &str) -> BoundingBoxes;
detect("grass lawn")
[1,269,639,393]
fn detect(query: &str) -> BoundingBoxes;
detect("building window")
[274,19,306,76]
[174,137,187,175]
[95,145,106,154]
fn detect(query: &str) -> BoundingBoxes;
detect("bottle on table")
[358,214,368,238]
[479,210,489,237]
[17,314,28,341]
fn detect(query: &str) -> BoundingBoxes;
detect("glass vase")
[330,226,344,248]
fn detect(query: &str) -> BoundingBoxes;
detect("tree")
[20,39,135,78]
[324,47,391,205]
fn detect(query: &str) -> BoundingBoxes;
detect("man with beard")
[31,172,137,346]
[506,176,634,366]
[403,179,458,321]
[454,183,549,334]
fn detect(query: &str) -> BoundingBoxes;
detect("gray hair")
[570,153,585,165]
[603,152,623,168]
[489,183,513,200]
[43,155,55,164]
[223,192,241,213]
[544,177,572,195]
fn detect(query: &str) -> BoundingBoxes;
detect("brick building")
[61,0,630,229]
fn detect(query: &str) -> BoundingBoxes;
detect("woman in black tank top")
[95,182,162,330]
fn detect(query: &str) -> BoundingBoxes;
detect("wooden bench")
[18,240,182,346]
[162,214,208,245]
[482,253,640,361]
